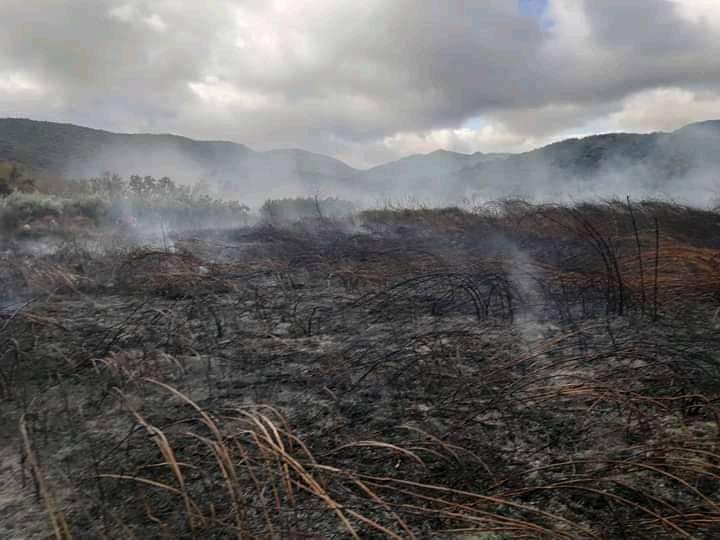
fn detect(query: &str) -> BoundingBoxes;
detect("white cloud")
[0,72,45,95]
[188,77,279,110]
[382,123,555,158]
[603,88,720,133]
[144,13,167,32]
[108,3,137,22]
[109,3,167,32]
[670,0,720,28]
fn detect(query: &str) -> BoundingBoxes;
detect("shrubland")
[0,173,250,237]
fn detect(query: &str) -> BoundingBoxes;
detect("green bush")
[0,191,62,229]
[62,194,109,224]
[73,174,250,230]
[0,174,252,233]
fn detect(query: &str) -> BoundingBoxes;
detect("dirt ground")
[3,202,720,538]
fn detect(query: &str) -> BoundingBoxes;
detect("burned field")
[3,200,720,538]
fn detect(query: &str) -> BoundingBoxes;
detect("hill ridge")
[1,117,719,202]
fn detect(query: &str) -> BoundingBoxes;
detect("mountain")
[1,117,720,204]
[354,122,720,202]
[0,118,357,201]
[353,149,508,196]
[451,122,720,202]
[672,119,720,136]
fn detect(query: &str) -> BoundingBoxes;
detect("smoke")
[35,118,720,217]
[448,124,720,208]
[64,133,360,207]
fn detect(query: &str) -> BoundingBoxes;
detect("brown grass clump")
[115,249,231,298]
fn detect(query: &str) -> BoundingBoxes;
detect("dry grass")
[4,199,720,538]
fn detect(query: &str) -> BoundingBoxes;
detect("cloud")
[596,87,720,134]
[0,0,719,167]
[382,124,541,157]
[668,0,720,29]
[0,72,45,96]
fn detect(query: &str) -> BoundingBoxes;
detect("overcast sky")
[2,0,720,168]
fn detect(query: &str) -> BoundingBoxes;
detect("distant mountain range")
[1,117,719,203]
[0,118,356,201]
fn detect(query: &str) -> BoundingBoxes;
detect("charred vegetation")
[2,199,720,538]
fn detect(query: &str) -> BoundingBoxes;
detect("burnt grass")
[3,200,720,538]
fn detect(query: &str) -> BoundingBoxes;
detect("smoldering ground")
[3,198,720,537]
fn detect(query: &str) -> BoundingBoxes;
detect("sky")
[1,0,720,168]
